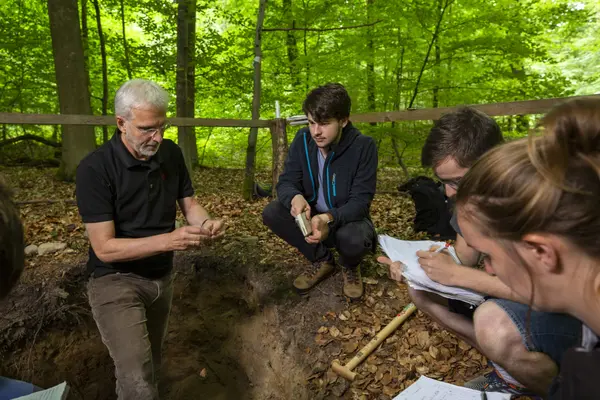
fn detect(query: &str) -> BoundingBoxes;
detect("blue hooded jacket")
[276,122,377,229]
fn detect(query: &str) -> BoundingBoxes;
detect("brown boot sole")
[343,289,364,302]
[293,267,337,295]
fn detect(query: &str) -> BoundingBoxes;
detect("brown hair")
[0,179,24,299]
[456,98,600,258]
[421,107,503,169]
[302,83,351,123]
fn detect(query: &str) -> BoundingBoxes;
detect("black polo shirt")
[76,130,194,279]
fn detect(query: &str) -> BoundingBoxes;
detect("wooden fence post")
[270,118,288,197]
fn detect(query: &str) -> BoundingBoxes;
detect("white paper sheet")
[379,235,485,306]
[393,376,511,400]
[15,381,69,400]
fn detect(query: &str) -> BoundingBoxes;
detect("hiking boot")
[342,265,363,300]
[293,258,336,293]
[464,369,540,398]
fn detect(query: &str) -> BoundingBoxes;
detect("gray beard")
[139,144,160,158]
[124,132,159,158]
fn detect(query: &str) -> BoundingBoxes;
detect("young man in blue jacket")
[262,83,377,300]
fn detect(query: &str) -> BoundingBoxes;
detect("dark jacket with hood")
[276,122,377,229]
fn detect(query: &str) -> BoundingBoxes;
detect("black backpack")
[398,176,456,241]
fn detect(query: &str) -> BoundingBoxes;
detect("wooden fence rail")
[351,94,600,123]
[1,95,598,127]
[0,113,273,128]
[3,94,598,199]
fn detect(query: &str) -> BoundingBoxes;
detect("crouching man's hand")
[305,214,330,244]
[290,194,311,219]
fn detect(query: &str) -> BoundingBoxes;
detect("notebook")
[379,235,485,306]
[393,376,511,399]
[14,382,69,400]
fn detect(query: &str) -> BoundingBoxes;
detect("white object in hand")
[379,235,485,306]
[295,213,312,236]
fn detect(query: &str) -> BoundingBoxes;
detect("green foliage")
[0,0,598,169]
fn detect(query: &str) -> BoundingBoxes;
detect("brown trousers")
[87,272,173,400]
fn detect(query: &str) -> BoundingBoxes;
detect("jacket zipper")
[303,132,317,202]
[326,152,335,208]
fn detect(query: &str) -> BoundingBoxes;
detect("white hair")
[114,79,170,119]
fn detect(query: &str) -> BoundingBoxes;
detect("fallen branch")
[4,158,60,167]
[0,134,61,148]
[16,199,76,206]
[263,20,382,32]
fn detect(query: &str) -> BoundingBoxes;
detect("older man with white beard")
[76,79,224,399]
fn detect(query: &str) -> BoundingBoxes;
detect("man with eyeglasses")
[75,79,224,400]
[379,107,583,397]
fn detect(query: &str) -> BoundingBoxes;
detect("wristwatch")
[325,213,334,225]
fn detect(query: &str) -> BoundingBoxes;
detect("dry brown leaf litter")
[0,166,541,399]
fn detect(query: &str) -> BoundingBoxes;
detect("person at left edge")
[262,83,378,300]
[75,79,224,400]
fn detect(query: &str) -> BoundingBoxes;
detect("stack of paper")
[379,235,485,306]
[393,376,511,399]
[15,382,69,400]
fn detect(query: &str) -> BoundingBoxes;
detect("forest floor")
[0,166,493,400]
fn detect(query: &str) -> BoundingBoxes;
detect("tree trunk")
[391,136,409,178]
[200,128,213,166]
[408,0,452,109]
[120,0,132,80]
[391,28,409,178]
[432,40,440,108]
[176,0,198,175]
[48,0,96,181]
[270,118,288,197]
[92,0,109,143]
[81,0,91,95]
[283,0,300,87]
[242,0,267,200]
[303,14,310,93]
[432,0,442,108]
[366,0,376,121]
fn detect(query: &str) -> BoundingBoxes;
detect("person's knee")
[262,200,287,228]
[474,301,524,363]
[408,287,432,311]
[336,224,372,259]
[407,287,447,317]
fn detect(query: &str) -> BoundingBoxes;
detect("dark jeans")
[87,271,173,400]
[262,200,376,267]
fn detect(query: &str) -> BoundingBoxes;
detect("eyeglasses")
[436,176,462,190]
[132,123,171,137]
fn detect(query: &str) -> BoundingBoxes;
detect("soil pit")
[0,248,355,400]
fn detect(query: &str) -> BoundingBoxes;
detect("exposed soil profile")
[0,249,352,400]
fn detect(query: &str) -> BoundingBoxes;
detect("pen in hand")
[433,242,451,254]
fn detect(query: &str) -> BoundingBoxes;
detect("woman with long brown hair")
[455,98,600,399]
